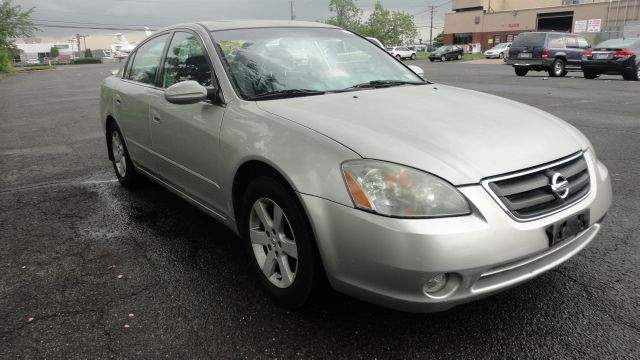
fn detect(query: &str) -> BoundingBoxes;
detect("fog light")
[423,273,448,294]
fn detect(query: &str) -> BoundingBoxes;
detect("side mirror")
[165,80,215,105]
[408,64,424,78]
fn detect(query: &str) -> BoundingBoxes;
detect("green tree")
[0,0,37,73]
[326,0,363,32]
[50,46,60,58]
[84,48,93,58]
[364,1,417,45]
[432,32,444,48]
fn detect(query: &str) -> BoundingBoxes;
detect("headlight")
[341,160,471,218]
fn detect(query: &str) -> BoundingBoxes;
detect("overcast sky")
[15,0,450,48]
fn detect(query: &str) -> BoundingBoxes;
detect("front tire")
[411,53,416,60]
[457,53,462,60]
[240,176,321,308]
[395,54,402,61]
[549,59,566,77]
[515,68,529,76]
[499,52,504,59]
[107,122,141,187]
[441,55,446,62]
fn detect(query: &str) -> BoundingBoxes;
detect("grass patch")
[463,53,485,61]
[416,52,428,60]
[15,65,55,72]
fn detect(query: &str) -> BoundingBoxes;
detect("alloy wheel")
[249,198,298,288]
[111,131,127,177]
[554,60,564,76]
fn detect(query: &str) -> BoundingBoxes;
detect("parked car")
[507,32,590,77]
[386,46,416,60]
[428,45,464,62]
[26,58,40,65]
[581,38,640,81]
[365,37,384,48]
[100,20,611,313]
[484,42,511,60]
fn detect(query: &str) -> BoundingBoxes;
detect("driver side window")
[162,31,213,88]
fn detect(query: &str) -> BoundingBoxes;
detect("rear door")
[149,30,226,212]
[563,35,583,67]
[114,33,170,171]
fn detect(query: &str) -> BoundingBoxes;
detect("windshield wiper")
[248,89,326,100]
[336,80,429,92]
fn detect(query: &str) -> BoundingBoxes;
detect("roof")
[196,20,338,31]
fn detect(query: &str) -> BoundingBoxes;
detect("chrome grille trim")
[481,152,592,222]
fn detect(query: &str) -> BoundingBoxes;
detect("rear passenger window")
[577,37,589,49]
[564,36,578,48]
[547,34,564,48]
[128,34,169,85]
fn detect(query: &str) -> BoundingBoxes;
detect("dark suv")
[507,32,590,77]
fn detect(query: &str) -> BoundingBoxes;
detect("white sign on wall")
[587,19,602,33]
[574,20,587,33]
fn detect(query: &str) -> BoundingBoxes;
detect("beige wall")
[445,1,626,34]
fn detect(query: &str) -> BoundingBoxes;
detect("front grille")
[482,153,591,221]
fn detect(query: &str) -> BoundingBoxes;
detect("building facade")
[444,0,640,51]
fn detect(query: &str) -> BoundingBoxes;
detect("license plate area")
[545,211,590,247]
[518,53,532,58]
[593,53,610,60]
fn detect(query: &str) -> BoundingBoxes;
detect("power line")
[33,23,157,31]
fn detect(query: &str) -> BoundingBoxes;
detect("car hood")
[256,84,588,185]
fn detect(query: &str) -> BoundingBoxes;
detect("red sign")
[508,23,520,28]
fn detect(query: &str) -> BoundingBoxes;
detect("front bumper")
[300,153,612,312]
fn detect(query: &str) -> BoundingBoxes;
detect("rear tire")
[515,68,529,77]
[239,176,322,309]
[549,59,565,77]
[622,65,639,81]
[107,122,142,188]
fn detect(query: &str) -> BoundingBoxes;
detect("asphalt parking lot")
[1,61,638,359]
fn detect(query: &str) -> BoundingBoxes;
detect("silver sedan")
[100,20,612,312]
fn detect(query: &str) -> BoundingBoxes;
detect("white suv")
[386,46,416,60]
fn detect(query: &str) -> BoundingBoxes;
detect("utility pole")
[81,35,88,53]
[429,5,435,50]
[76,33,82,57]
[290,0,296,20]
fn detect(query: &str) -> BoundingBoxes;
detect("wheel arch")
[231,159,330,283]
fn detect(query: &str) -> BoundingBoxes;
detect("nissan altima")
[100,20,612,312]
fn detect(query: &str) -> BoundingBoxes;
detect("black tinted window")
[128,34,169,85]
[594,38,636,49]
[511,33,546,47]
[162,31,212,88]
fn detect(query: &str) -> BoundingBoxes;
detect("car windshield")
[512,33,546,47]
[212,27,422,99]
[493,43,508,49]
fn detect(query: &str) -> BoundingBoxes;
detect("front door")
[149,30,226,213]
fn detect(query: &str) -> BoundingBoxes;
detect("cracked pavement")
[1,63,638,359]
